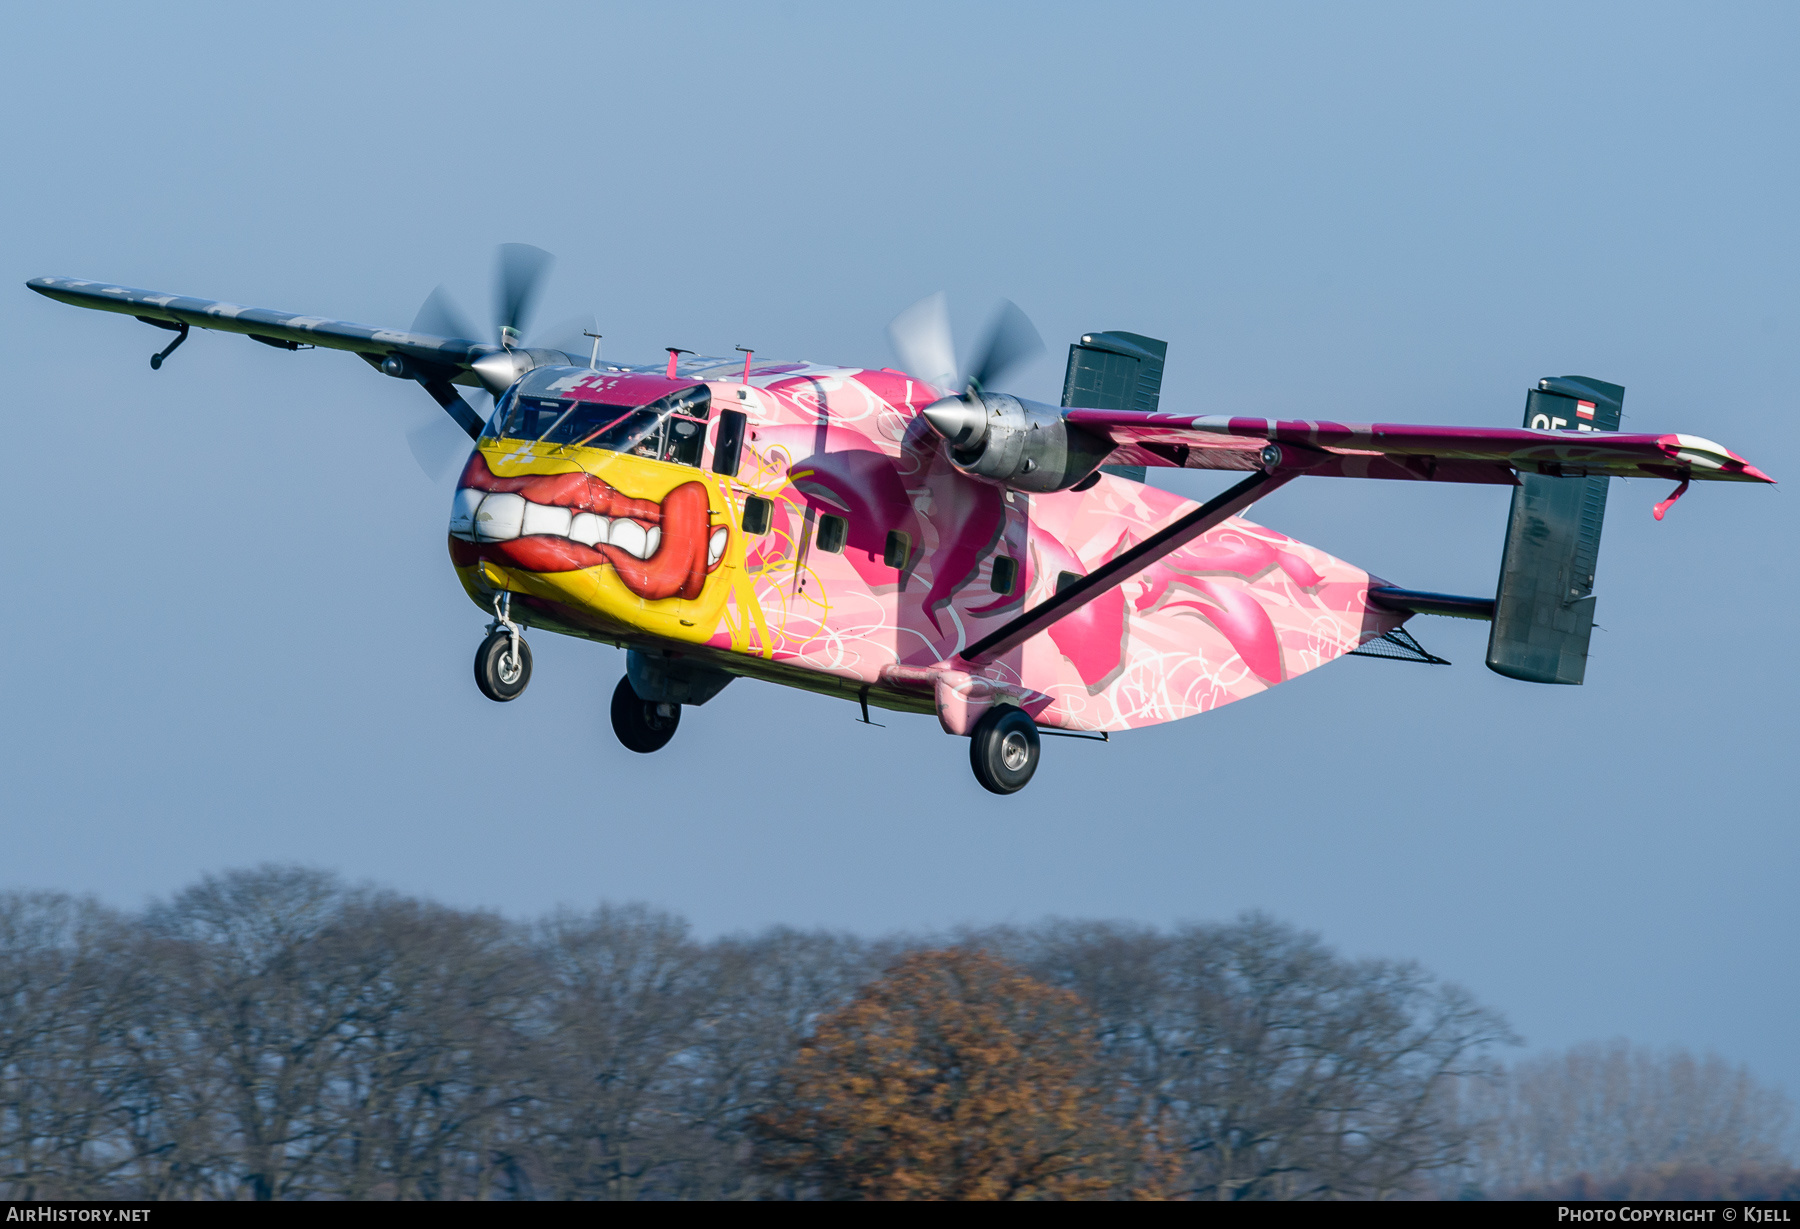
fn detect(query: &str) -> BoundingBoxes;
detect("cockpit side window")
[654,386,710,421]
[663,416,706,466]
[646,387,710,467]
[479,388,516,441]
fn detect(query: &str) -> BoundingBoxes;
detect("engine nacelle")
[921,393,1115,493]
[470,347,571,397]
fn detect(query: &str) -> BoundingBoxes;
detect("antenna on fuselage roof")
[583,331,602,369]
[665,347,694,379]
[735,345,753,383]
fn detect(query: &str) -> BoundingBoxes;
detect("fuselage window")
[741,495,773,535]
[1056,570,1082,595]
[991,555,1018,595]
[884,530,912,570]
[816,514,847,554]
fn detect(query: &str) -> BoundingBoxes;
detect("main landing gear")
[611,676,679,753]
[474,594,532,702]
[969,705,1041,795]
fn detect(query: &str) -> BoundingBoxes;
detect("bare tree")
[0,892,147,1198]
[1454,1040,1795,1196]
[311,894,538,1199]
[524,903,713,1199]
[986,913,1516,1199]
[135,865,366,1199]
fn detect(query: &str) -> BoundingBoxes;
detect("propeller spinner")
[890,293,1114,493]
[405,244,576,479]
[412,244,583,398]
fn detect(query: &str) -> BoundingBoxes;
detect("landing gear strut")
[969,704,1040,795]
[611,676,680,753]
[474,593,532,702]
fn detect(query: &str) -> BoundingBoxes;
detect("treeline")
[1450,1040,1796,1200]
[0,867,1790,1200]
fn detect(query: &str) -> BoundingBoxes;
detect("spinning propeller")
[890,293,1121,493]
[886,292,1045,452]
[411,243,566,352]
[404,244,595,482]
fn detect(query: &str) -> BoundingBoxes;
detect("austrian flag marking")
[1576,400,1596,420]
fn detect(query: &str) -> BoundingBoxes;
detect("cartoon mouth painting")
[449,453,728,601]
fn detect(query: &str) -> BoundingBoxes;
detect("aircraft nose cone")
[923,395,984,448]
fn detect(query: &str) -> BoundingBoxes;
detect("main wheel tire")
[969,704,1041,795]
[611,675,680,753]
[474,630,532,702]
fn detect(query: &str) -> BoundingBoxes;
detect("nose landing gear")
[969,705,1041,795]
[474,593,532,702]
[611,676,680,753]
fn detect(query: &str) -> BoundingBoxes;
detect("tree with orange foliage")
[753,949,1140,1200]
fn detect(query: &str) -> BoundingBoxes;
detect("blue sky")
[4,2,1795,1096]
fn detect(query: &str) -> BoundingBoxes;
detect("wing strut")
[416,375,485,439]
[958,468,1298,666]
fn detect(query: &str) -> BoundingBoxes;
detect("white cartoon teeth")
[609,519,647,559]
[449,487,483,537]
[473,492,525,542]
[708,527,727,565]
[568,512,609,547]
[520,502,573,539]
[453,489,663,561]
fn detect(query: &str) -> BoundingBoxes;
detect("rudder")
[1061,331,1168,483]
[1486,376,1623,685]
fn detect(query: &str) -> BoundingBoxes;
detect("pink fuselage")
[457,361,1409,732]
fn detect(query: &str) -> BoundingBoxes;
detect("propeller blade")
[887,292,959,392]
[495,243,554,342]
[411,286,479,342]
[531,312,599,363]
[406,412,472,484]
[965,299,1044,394]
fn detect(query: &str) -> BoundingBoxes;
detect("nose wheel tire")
[969,704,1041,795]
[611,676,681,753]
[474,630,532,702]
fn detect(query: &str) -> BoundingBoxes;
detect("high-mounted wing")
[956,399,1772,671]
[1065,408,1774,487]
[27,270,580,440]
[28,276,487,372]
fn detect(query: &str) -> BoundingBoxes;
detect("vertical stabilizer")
[1061,331,1167,482]
[1486,376,1623,685]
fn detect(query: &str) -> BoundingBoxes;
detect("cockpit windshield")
[482,385,711,466]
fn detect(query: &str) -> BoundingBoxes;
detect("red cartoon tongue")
[451,454,716,601]
[596,482,711,600]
